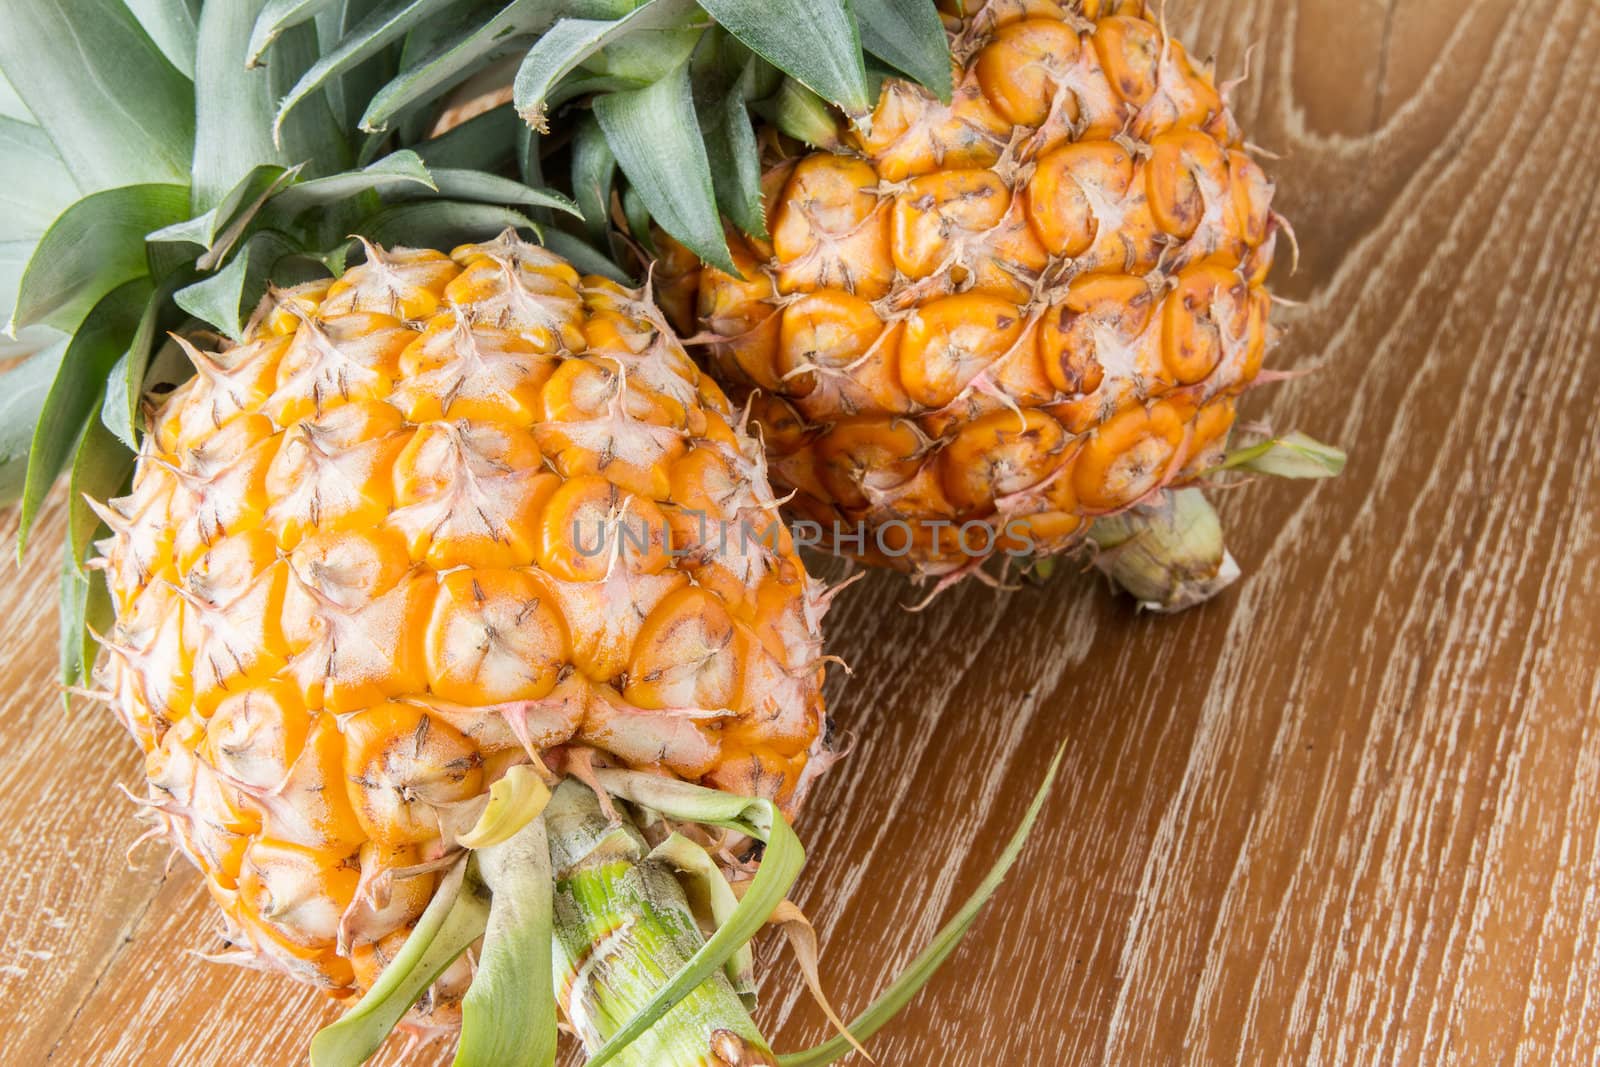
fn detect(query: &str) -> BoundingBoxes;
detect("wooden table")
[6,0,1600,1063]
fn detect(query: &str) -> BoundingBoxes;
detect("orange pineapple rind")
[685,0,1282,577]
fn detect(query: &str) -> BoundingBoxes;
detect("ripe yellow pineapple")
[668,0,1286,582]
[97,231,828,1025]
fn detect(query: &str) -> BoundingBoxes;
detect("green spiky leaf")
[518,122,542,187]
[361,0,582,134]
[271,151,437,215]
[9,184,189,335]
[777,746,1065,1066]
[510,0,698,126]
[175,230,303,342]
[276,0,461,136]
[192,2,284,209]
[247,0,342,66]
[125,0,201,78]
[700,77,766,239]
[695,0,869,115]
[310,858,491,1067]
[1216,432,1348,480]
[101,275,190,449]
[0,239,35,323]
[575,21,703,85]
[570,114,618,244]
[0,69,31,123]
[0,0,194,193]
[358,201,540,249]
[19,279,153,558]
[620,184,656,258]
[852,0,953,101]
[147,164,292,254]
[59,537,112,701]
[390,169,580,217]
[68,399,135,577]
[594,59,734,274]
[762,76,845,149]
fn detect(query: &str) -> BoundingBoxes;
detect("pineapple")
[98,231,830,1014]
[1,2,1063,1064]
[675,0,1288,585]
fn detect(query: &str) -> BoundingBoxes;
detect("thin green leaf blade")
[174,231,301,341]
[0,239,36,325]
[148,164,290,253]
[19,279,154,558]
[593,61,734,274]
[59,538,112,701]
[580,22,704,85]
[851,0,953,101]
[570,114,617,244]
[248,0,343,65]
[620,185,656,258]
[101,276,187,449]
[357,201,538,250]
[0,0,194,192]
[271,151,437,216]
[192,1,289,210]
[695,0,869,115]
[1217,431,1348,480]
[391,169,579,216]
[510,0,698,127]
[68,401,135,575]
[9,184,190,335]
[310,859,491,1067]
[63,403,142,698]
[0,67,34,122]
[701,85,765,239]
[194,2,345,210]
[776,746,1066,1067]
[361,0,573,134]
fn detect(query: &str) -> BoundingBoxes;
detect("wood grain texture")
[5,0,1600,1063]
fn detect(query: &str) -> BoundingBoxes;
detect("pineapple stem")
[545,780,776,1067]
[1088,489,1241,613]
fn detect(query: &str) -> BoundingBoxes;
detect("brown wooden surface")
[6,1,1600,1063]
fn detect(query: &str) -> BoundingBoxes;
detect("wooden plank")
[3,0,1600,1063]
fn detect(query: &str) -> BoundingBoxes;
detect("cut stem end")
[1089,489,1239,613]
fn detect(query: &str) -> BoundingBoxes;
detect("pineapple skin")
[673,0,1281,578]
[94,232,831,1013]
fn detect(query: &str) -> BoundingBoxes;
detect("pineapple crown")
[0,0,953,694]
